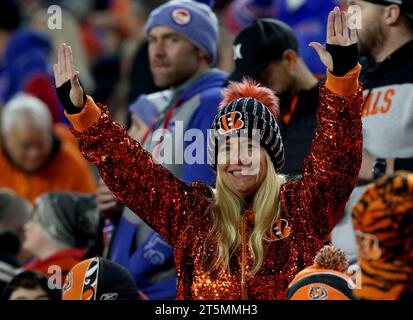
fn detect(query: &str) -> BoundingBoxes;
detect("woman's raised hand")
[53,43,85,108]
[309,6,358,72]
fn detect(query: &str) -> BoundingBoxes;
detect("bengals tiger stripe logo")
[218,111,245,135]
[62,271,73,294]
[81,259,99,300]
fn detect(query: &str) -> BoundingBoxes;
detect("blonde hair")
[208,152,285,275]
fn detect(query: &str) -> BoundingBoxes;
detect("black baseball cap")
[228,18,299,83]
[362,0,413,19]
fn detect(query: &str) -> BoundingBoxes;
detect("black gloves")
[56,80,87,115]
[326,43,359,77]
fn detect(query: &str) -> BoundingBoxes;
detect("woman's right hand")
[53,43,85,109]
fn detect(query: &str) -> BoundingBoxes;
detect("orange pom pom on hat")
[287,245,356,300]
[208,78,284,171]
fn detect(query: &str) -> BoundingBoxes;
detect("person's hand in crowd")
[53,43,85,110]
[96,179,125,220]
[309,6,358,74]
[359,149,375,181]
[359,149,394,182]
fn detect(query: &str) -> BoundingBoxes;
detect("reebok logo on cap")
[100,293,119,300]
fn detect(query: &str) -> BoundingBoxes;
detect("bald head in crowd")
[1,94,53,173]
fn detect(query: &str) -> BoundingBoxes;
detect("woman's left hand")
[309,6,358,72]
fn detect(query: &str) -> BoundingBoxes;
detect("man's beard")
[358,20,387,59]
[153,68,194,88]
[276,80,299,114]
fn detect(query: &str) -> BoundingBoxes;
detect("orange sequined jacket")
[67,66,363,300]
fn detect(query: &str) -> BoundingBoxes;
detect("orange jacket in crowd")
[0,138,96,204]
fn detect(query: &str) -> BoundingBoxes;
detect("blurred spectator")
[108,207,176,300]
[0,94,96,203]
[332,0,413,264]
[83,0,136,107]
[0,189,31,292]
[62,257,146,300]
[0,0,65,123]
[127,90,171,144]
[0,188,30,243]
[0,230,21,295]
[224,0,340,75]
[29,8,95,94]
[127,40,165,106]
[103,0,168,126]
[287,245,356,300]
[142,0,227,183]
[20,1,95,21]
[127,0,169,100]
[98,0,227,299]
[89,0,135,40]
[2,270,60,300]
[207,0,238,72]
[228,19,319,177]
[23,192,98,282]
[352,171,413,300]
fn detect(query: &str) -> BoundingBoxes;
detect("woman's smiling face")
[217,137,268,198]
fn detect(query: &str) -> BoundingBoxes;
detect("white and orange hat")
[287,245,356,300]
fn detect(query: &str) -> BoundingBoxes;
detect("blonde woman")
[54,7,362,299]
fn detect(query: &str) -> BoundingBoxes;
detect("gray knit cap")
[33,192,98,248]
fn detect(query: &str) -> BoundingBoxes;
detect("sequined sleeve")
[281,66,363,238]
[69,102,213,246]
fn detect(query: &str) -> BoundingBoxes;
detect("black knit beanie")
[208,79,284,172]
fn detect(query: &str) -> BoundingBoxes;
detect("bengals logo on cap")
[171,8,192,25]
[62,258,100,300]
[308,286,328,300]
[218,111,245,135]
[356,230,382,261]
